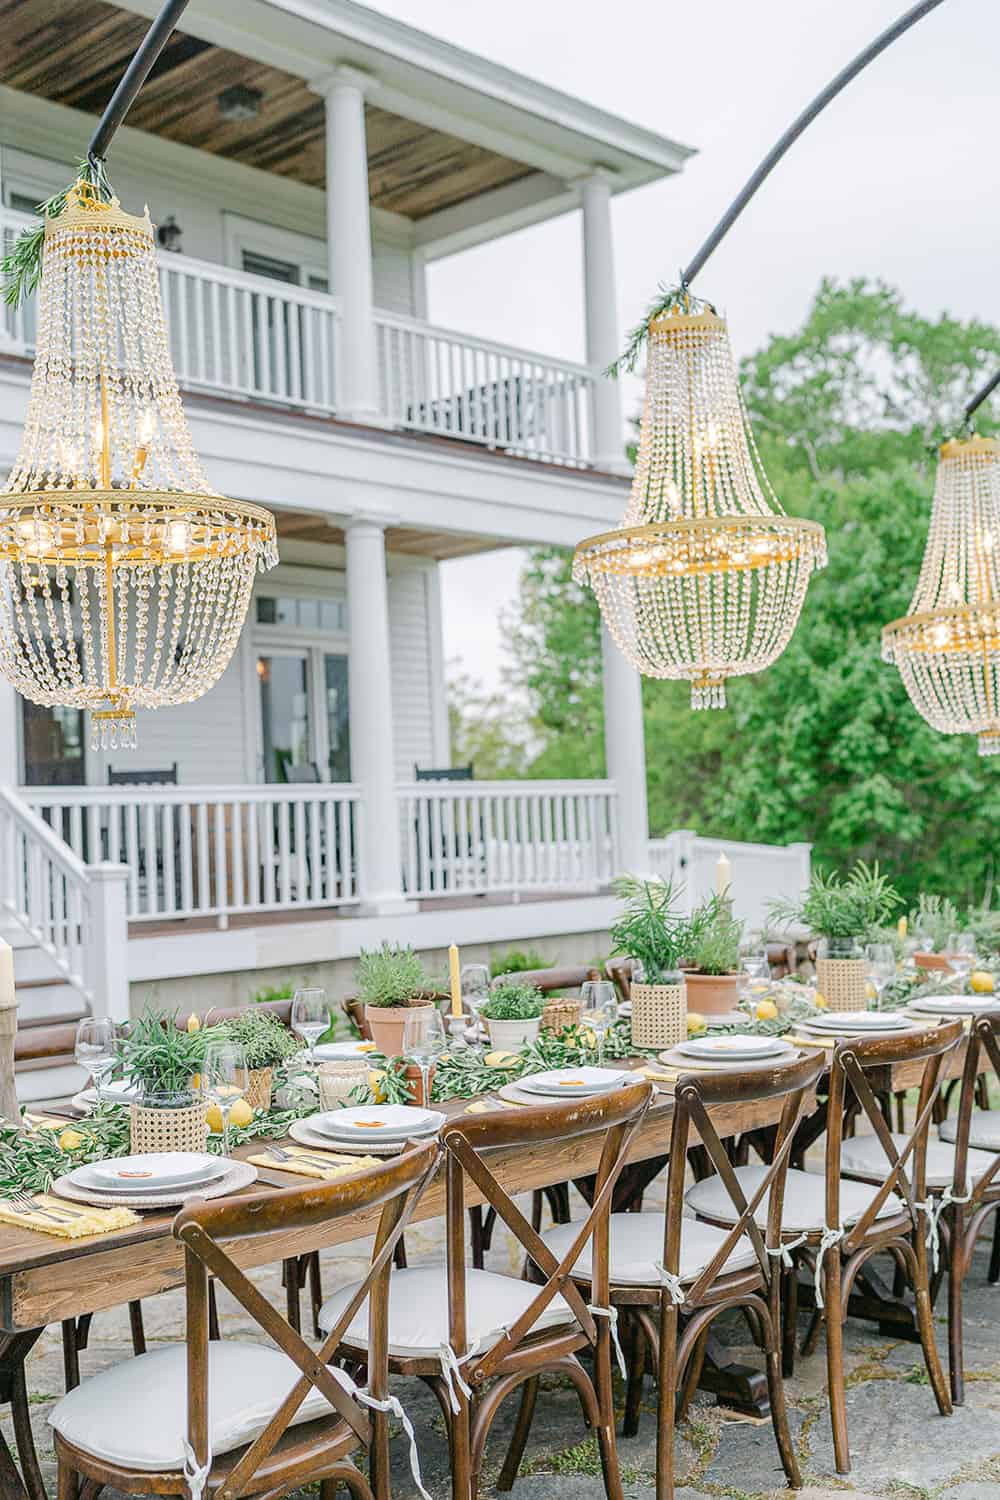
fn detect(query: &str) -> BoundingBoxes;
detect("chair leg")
[623,1311,645,1438]
[283,1257,302,1333]
[450,1388,474,1500]
[208,1280,221,1342]
[782,1265,799,1378]
[61,1320,81,1392]
[496,1375,538,1491]
[989,1211,1000,1284]
[469,1206,486,1270]
[127,1300,146,1356]
[910,1233,952,1418]
[764,1282,802,1488]
[823,1254,850,1475]
[949,1213,966,1406]
[307,1251,324,1339]
[591,1313,625,1500]
[655,1297,679,1500]
[57,1462,77,1500]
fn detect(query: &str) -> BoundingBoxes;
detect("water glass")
[404,1007,445,1108]
[74,1018,118,1100]
[201,1039,248,1156]
[461,963,491,1048]
[292,987,329,1065]
[948,932,977,988]
[580,979,618,1068]
[865,943,896,1010]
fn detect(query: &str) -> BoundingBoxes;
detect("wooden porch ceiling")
[274,510,509,560]
[0,0,538,219]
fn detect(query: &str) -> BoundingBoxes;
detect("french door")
[256,647,350,783]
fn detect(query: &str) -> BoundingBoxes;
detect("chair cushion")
[940,1110,1000,1153]
[318,1264,575,1356]
[685,1164,906,1233]
[840,1131,998,1189]
[538,1212,758,1286]
[49,1341,351,1472]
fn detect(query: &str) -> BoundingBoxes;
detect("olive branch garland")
[1,157,114,310]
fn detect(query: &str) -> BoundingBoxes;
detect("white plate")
[678,1035,791,1062]
[290,1118,407,1157]
[517,1067,629,1097]
[313,1040,380,1062]
[704,1011,751,1030]
[909,995,1000,1015]
[801,1012,911,1031]
[313,1104,443,1142]
[73,1077,141,1111]
[81,1152,226,1191]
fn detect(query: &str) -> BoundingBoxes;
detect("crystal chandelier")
[573,307,826,708]
[0,181,277,749]
[882,436,1000,757]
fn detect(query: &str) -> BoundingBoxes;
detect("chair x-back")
[50,1141,439,1500]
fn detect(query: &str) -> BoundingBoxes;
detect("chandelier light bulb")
[883,435,1000,757]
[573,307,826,707]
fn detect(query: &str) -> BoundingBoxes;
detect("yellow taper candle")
[187,1013,201,1033]
[898,915,908,941]
[449,943,462,1017]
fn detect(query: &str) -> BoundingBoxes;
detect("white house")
[0,0,809,1088]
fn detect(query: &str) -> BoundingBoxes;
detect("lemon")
[970,970,995,994]
[815,993,828,1010]
[205,1102,224,1134]
[484,1050,518,1069]
[368,1069,387,1102]
[686,1012,707,1036]
[755,999,778,1022]
[229,1098,253,1129]
[58,1128,84,1151]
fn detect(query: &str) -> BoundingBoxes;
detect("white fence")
[398,780,619,898]
[23,786,363,924]
[646,831,811,932]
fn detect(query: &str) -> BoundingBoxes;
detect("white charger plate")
[678,1035,791,1062]
[909,995,1000,1016]
[313,1104,444,1142]
[517,1067,629,1097]
[313,1040,380,1062]
[84,1152,225,1191]
[801,1012,911,1031]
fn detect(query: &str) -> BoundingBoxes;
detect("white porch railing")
[0,206,598,466]
[646,831,812,931]
[398,780,619,898]
[374,311,595,466]
[23,786,363,924]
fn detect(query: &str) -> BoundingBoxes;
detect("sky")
[365,0,997,691]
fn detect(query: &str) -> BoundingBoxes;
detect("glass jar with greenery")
[480,981,545,1049]
[770,861,900,1012]
[222,1009,298,1111]
[610,876,690,1046]
[117,1010,210,1153]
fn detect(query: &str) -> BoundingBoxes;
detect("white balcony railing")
[398,779,619,898]
[0,206,597,466]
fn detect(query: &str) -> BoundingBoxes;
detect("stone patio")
[7,1178,1000,1500]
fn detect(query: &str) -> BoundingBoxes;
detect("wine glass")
[948,932,977,989]
[739,941,770,1005]
[292,987,329,1066]
[580,979,618,1069]
[866,943,896,1011]
[461,964,491,1049]
[403,1008,446,1109]
[201,1039,248,1156]
[74,1018,118,1102]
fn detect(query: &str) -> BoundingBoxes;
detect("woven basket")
[245,1068,273,1113]
[630,981,686,1049]
[542,999,581,1035]
[129,1098,208,1154]
[815,957,869,1013]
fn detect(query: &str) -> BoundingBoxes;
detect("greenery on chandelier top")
[222,1008,298,1071]
[770,860,900,942]
[480,981,545,1021]
[116,1009,206,1097]
[1,158,114,309]
[356,942,430,1009]
[687,894,744,976]
[607,282,718,378]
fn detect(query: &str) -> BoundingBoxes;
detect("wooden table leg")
[694,1333,772,1418]
[0,1329,47,1500]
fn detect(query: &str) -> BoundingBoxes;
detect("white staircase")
[2,917,92,1105]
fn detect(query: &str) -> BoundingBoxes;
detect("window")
[256,594,346,632]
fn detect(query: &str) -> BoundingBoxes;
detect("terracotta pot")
[684,972,742,1016]
[364,999,432,1059]
[914,951,953,973]
[403,1062,437,1107]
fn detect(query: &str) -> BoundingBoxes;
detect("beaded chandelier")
[0,181,277,749]
[573,308,826,708]
[882,436,1000,757]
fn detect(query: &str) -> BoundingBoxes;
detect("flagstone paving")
[6,1191,1000,1500]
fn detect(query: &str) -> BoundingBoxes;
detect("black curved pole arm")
[681,0,948,290]
[966,368,1000,424]
[87,0,192,167]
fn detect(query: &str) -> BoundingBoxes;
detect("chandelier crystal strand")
[882,436,1000,757]
[0,181,277,748]
[574,308,826,706]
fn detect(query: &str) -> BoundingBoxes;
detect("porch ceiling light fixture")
[0,0,277,750]
[573,0,945,710]
[883,371,1000,757]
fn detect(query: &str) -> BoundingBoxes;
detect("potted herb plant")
[222,1009,298,1111]
[480,980,545,1050]
[908,892,960,971]
[117,1010,208,1153]
[357,942,434,1058]
[769,861,900,1013]
[684,894,745,1015]
[609,875,689,1047]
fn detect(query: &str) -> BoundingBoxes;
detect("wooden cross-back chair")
[319,1080,652,1500]
[526,1052,824,1500]
[491,964,600,996]
[51,1140,439,1500]
[691,1022,961,1475]
[604,956,637,1007]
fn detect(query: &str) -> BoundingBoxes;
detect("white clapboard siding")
[373,239,416,316]
[389,569,437,779]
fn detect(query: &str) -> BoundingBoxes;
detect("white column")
[0,680,20,785]
[345,518,412,912]
[581,171,627,473]
[316,67,380,421]
[88,863,130,1022]
[601,624,649,876]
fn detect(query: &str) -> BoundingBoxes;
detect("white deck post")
[345,517,412,912]
[0,679,19,785]
[581,171,627,473]
[88,863,130,1023]
[315,66,381,421]
[601,624,649,876]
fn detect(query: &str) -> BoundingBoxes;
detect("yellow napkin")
[788,1034,834,1048]
[640,1065,678,1082]
[0,1193,140,1238]
[247,1146,380,1181]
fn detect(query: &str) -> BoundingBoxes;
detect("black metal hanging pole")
[965,367,1000,423]
[681,0,948,290]
[87,0,192,167]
